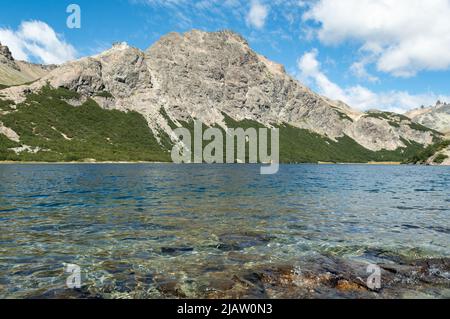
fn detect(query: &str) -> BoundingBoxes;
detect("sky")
[1,0,450,113]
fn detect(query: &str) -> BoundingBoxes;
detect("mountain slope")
[406,101,450,134]
[144,30,436,152]
[0,30,442,163]
[0,86,170,162]
[405,139,450,165]
[0,42,55,86]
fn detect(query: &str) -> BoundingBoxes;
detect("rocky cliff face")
[143,30,435,151]
[426,146,450,165]
[405,139,450,166]
[407,101,450,134]
[0,30,439,156]
[0,43,16,69]
[0,42,55,86]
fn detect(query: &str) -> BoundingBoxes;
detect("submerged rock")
[28,287,102,299]
[160,246,194,255]
[153,276,187,298]
[25,254,449,299]
[205,255,450,299]
[217,232,274,251]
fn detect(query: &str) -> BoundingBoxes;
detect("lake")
[0,164,449,298]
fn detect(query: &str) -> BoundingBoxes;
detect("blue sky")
[1,0,450,112]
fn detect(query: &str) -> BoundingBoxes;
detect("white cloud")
[297,49,450,113]
[350,59,379,83]
[246,0,269,29]
[303,0,450,77]
[0,28,29,61]
[0,21,76,65]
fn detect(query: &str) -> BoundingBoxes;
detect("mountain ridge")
[0,30,443,163]
[0,42,56,86]
[406,101,450,134]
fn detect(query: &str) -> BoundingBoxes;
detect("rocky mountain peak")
[0,42,14,62]
[406,101,450,134]
[1,30,438,153]
[0,42,57,86]
[0,42,20,72]
[435,100,447,107]
[112,41,130,48]
[148,30,249,52]
[104,42,132,54]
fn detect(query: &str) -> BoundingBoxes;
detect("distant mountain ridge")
[0,42,55,86]
[0,30,443,163]
[406,101,450,135]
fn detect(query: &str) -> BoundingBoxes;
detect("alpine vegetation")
[171,120,279,174]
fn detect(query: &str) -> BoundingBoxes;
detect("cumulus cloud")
[350,58,379,83]
[297,49,450,113]
[246,0,269,29]
[303,0,450,77]
[0,21,77,65]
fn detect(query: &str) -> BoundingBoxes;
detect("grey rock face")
[0,43,16,67]
[0,42,20,72]
[144,30,434,151]
[0,121,20,142]
[426,146,450,165]
[407,102,450,134]
[41,43,152,99]
[146,31,349,133]
[0,42,55,86]
[1,30,438,152]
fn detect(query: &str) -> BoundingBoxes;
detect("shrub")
[94,91,114,98]
[434,153,449,164]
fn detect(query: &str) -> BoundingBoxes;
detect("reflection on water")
[0,164,449,298]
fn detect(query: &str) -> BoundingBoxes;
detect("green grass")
[404,140,450,164]
[0,134,20,159]
[0,84,10,90]
[333,108,353,122]
[0,86,171,162]
[408,121,436,133]
[366,111,409,121]
[159,108,179,130]
[94,91,114,98]
[434,153,448,164]
[276,123,424,163]
[167,113,269,163]
[365,111,391,121]
[222,114,425,163]
[365,111,442,136]
[0,86,438,163]
[366,111,410,125]
[0,98,14,111]
[36,85,81,100]
[365,111,409,128]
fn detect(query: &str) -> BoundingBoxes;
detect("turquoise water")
[0,164,449,298]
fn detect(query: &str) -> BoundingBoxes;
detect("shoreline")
[17,253,450,299]
[1,160,448,166]
[0,160,171,165]
[0,161,406,165]
[0,161,442,166]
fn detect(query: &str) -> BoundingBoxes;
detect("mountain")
[0,30,443,163]
[406,101,450,135]
[405,139,450,165]
[0,42,55,87]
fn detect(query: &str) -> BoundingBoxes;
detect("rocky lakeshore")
[23,232,450,299]
[28,252,450,299]
[0,31,443,164]
[1,164,448,300]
